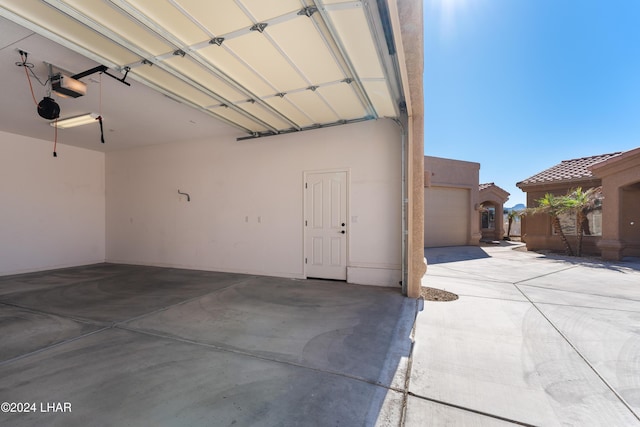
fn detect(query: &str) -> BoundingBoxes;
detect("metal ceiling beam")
[104,0,283,133]
[34,0,256,133]
[361,0,404,117]
[166,0,337,129]
[110,0,302,132]
[235,0,340,124]
[299,0,378,120]
[236,115,374,141]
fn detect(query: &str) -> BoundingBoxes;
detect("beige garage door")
[424,187,470,247]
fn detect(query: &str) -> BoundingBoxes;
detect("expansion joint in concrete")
[399,298,421,427]
[513,283,640,423]
[405,392,538,427]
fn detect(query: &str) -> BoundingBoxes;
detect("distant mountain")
[505,203,526,212]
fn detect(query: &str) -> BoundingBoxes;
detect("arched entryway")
[479,183,510,242]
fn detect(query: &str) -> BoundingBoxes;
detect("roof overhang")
[516,178,602,193]
[479,184,509,204]
[589,146,640,178]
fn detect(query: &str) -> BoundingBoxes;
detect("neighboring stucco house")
[424,156,481,248]
[516,149,640,259]
[478,183,509,241]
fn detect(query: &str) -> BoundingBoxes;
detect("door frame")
[303,168,350,280]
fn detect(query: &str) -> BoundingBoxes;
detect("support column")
[598,184,624,260]
[397,0,426,298]
[496,204,505,240]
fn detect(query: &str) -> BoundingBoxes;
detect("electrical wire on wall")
[97,71,105,144]
[16,50,61,157]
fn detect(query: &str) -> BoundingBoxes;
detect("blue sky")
[423,0,640,207]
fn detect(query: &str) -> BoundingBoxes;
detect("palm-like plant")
[506,209,523,239]
[564,187,603,256]
[527,193,574,256]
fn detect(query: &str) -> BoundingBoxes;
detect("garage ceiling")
[0,0,403,142]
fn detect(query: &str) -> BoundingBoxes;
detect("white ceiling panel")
[164,56,245,104]
[363,80,397,118]
[224,31,307,92]
[60,0,171,56]
[239,101,295,131]
[173,0,252,36]
[287,90,339,124]
[265,15,344,85]
[264,96,315,128]
[327,7,385,79]
[0,11,32,47]
[237,0,300,22]
[134,65,219,107]
[120,0,208,46]
[198,44,275,98]
[317,83,366,120]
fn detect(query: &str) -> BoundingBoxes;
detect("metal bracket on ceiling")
[250,23,268,33]
[307,85,318,91]
[342,78,354,84]
[275,92,286,98]
[141,59,153,66]
[173,49,186,57]
[209,37,225,46]
[298,6,318,17]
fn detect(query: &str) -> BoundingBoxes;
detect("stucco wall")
[424,156,480,247]
[0,131,106,275]
[621,186,640,256]
[591,149,640,258]
[106,119,402,286]
[425,156,479,188]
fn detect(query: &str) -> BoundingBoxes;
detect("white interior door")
[304,171,347,280]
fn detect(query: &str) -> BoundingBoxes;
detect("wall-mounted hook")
[178,190,190,202]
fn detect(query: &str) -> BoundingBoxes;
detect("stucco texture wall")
[423,156,480,247]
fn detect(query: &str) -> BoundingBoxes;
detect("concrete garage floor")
[0,265,417,426]
[408,243,640,426]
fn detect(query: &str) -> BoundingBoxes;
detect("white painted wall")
[0,131,105,275]
[106,119,401,286]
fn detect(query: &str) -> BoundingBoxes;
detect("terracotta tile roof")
[517,152,622,187]
[479,182,494,191]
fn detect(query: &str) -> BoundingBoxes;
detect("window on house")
[481,207,495,230]
[552,208,602,236]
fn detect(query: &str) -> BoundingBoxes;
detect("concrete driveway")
[0,265,416,427]
[408,243,640,426]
